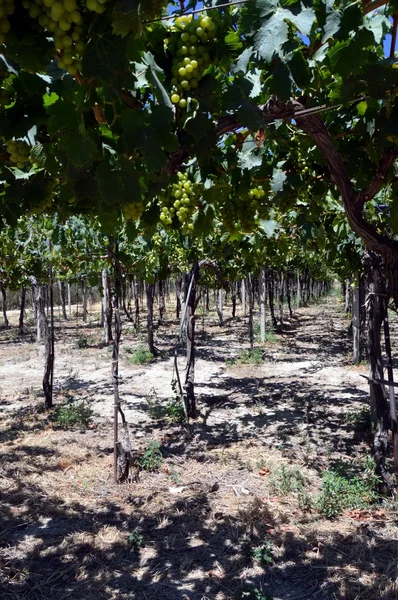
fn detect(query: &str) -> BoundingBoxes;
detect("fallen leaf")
[258,468,271,476]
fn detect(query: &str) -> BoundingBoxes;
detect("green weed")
[239,585,272,600]
[127,528,145,552]
[342,407,373,433]
[268,464,305,496]
[127,346,153,365]
[254,323,277,344]
[227,348,263,366]
[54,401,93,430]
[145,385,186,423]
[76,334,90,349]
[139,440,163,472]
[316,466,379,518]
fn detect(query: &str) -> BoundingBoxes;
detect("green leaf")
[225,31,243,51]
[232,48,253,74]
[43,92,59,108]
[356,101,368,116]
[82,28,128,81]
[259,219,278,237]
[7,166,37,180]
[58,131,99,167]
[288,50,311,90]
[254,10,289,62]
[271,167,286,193]
[322,4,341,43]
[268,60,292,101]
[47,99,80,135]
[95,158,141,206]
[238,140,263,170]
[246,69,263,99]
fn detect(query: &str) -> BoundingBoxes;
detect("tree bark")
[382,296,398,483]
[82,280,88,323]
[267,270,278,330]
[286,272,293,318]
[158,279,166,324]
[184,262,199,419]
[19,285,26,335]
[352,273,361,365]
[58,280,68,320]
[259,268,266,343]
[246,275,255,350]
[146,282,158,356]
[30,275,54,408]
[0,282,9,328]
[102,269,113,345]
[231,281,237,319]
[364,254,393,492]
[216,288,223,326]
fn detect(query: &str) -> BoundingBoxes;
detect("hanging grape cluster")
[19,0,109,76]
[0,87,11,108]
[158,172,198,234]
[221,185,266,233]
[30,179,56,214]
[167,14,217,109]
[6,139,30,169]
[0,0,14,46]
[123,201,145,221]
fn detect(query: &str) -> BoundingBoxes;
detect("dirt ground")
[0,292,397,600]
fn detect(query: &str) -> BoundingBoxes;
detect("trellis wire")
[143,0,252,23]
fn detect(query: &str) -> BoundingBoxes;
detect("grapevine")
[158,172,198,233]
[166,14,217,109]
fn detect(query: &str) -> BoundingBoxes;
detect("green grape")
[6,139,31,169]
[166,13,219,108]
[124,202,144,221]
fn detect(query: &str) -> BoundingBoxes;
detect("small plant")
[139,440,163,472]
[54,401,93,430]
[76,334,90,349]
[127,346,153,365]
[252,539,274,565]
[342,407,373,434]
[127,528,145,552]
[228,348,263,366]
[268,464,305,496]
[146,387,166,419]
[239,585,272,600]
[166,380,186,423]
[316,467,378,518]
[168,466,182,484]
[241,537,273,566]
[254,323,277,344]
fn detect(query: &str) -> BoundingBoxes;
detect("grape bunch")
[0,87,11,108]
[6,139,30,169]
[30,179,56,214]
[20,0,109,76]
[158,171,197,233]
[123,201,145,221]
[167,14,217,109]
[221,185,266,233]
[0,0,14,46]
